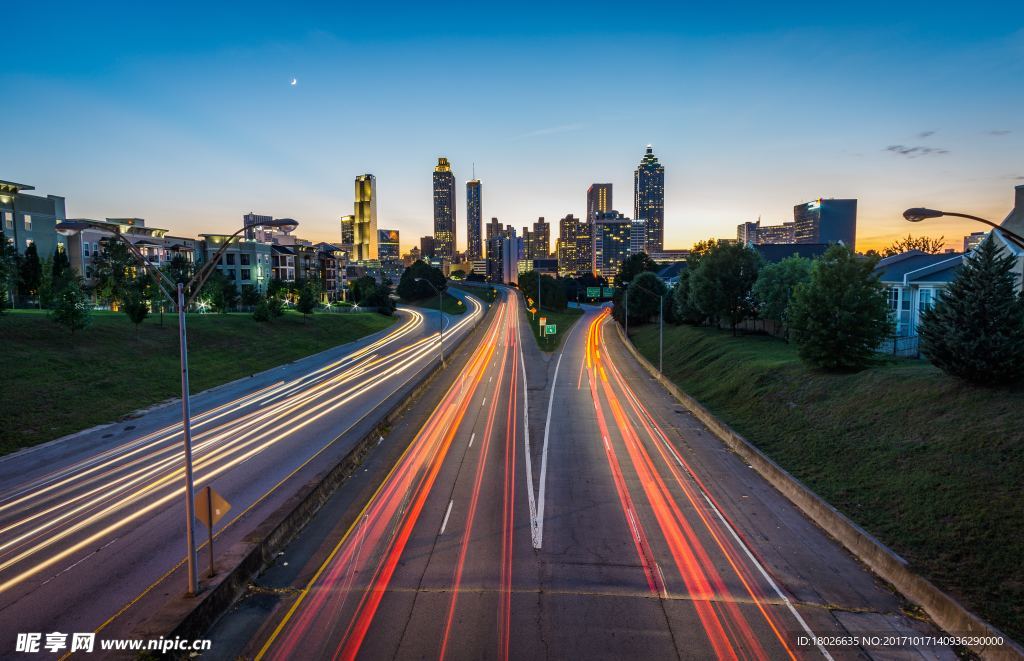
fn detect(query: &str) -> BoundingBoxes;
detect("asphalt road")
[227,299,957,660]
[0,295,484,654]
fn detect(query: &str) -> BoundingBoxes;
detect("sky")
[3,1,1023,253]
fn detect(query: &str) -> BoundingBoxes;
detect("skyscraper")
[558,214,581,276]
[634,145,665,253]
[592,211,632,279]
[793,198,857,247]
[433,157,456,262]
[466,179,483,261]
[531,217,550,259]
[353,174,378,261]
[587,184,613,221]
[340,214,355,252]
[630,218,648,255]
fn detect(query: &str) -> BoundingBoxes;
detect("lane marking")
[468,432,476,448]
[440,500,454,535]
[481,397,487,407]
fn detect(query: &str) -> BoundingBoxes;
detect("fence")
[877,334,921,358]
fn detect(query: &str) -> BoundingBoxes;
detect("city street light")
[626,281,666,374]
[56,217,297,596]
[903,207,1024,249]
[415,277,446,368]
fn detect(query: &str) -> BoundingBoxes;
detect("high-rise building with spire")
[352,174,378,260]
[433,157,457,262]
[466,178,482,261]
[587,183,613,222]
[634,145,665,253]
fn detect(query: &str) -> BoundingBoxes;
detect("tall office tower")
[634,145,665,253]
[243,212,273,241]
[558,214,581,275]
[378,229,400,261]
[466,179,483,261]
[433,157,457,261]
[737,220,760,246]
[420,235,436,260]
[630,218,648,255]
[531,217,550,258]
[521,227,534,260]
[575,216,593,276]
[586,183,613,221]
[353,174,379,260]
[793,198,857,247]
[592,211,632,279]
[340,214,355,251]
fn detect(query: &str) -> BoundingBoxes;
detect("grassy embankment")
[630,323,1024,642]
[0,309,396,453]
[522,303,584,352]
[404,292,467,315]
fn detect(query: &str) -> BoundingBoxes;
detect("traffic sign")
[602,287,615,297]
[545,324,557,335]
[539,317,547,327]
[586,286,601,298]
[195,485,231,527]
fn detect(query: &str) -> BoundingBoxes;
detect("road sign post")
[195,486,231,579]
[545,324,556,335]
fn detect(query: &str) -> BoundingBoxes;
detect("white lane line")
[481,397,487,407]
[489,376,492,383]
[440,500,454,535]
[468,432,476,448]
[656,562,669,599]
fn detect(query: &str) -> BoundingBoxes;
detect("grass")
[0,309,396,454]
[630,323,1024,642]
[523,303,584,352]
[403,292,467,315]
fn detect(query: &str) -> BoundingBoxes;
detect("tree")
[90,239,134,308]
[918,236,1024,384]
[519,271,567,312]
[18,243,42,304]
[672,267,705,325]
[882,234,946,257]
[615,252,659,287]
[267,294,284,317]
[51,276,91,334]
[788,244,892,371]
[353,276,395,315]
[752,255,813,334]
[621,272,667,324]
[161,254,194,287]
[240,285,262,309]
[296,280,319,319]
[122,282,150,337]
[253,298,271,322]
[397,261,446,301]
[689,242,760,333]
[0,233,15,313]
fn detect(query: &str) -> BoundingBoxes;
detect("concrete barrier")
[134,294,496,650]
[612,321,1023,661]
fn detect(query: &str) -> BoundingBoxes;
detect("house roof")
[752,243,830,263]
[656,261,687,281]
[271,244,296,255]
[875,250,964,285]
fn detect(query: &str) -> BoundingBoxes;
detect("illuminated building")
[963,231,986,253]
[340,214,355,253]
[353,174,379,261]
[587,183,612,221]
[378,229,400,262]
[420,235,435,260]
[64,217,196,285]
[794,198,857,247]
[530,217,550,259]
[737,219,796,246]
[466,179,483,261]
[630,218,647,255]
[0,179,66,259]
[592,211,631,279]
[633,145,665,252]
[244,212,273,242]
[199,234,273,294]
[557,214,581,276]
[433,157,456,261]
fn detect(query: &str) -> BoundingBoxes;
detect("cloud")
[916,130,936,138]
[885,144,949,157]
[988,129,1012,136]
[512,124,585,140]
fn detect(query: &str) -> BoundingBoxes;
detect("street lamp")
[626,281,666,374]
[415,277,446,368]
[56,217,297,596]
[903,207,1024,249]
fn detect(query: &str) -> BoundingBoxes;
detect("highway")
[238,297,955,660]
[0,294,484,650]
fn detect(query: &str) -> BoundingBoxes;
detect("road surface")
[229,298,955,660]
[0,295,484,652]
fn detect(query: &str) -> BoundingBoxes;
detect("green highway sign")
[602,287,615,297]
[586,286,601,298]
[545,324,557,335]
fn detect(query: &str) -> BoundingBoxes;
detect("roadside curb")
[132,296,494,653]
[612,320,1023,661]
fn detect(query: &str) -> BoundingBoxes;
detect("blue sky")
[3,1,1022,251]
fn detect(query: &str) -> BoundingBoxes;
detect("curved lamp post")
[903,207,1024,250]
[56,217,297,596]
[415,277,446,368]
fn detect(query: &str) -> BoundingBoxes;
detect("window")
[3,212,11,230]
[225,254,235,265]
[23,215,32,231]
[918,288,935,313]
[240,254,250,266]
[241,269,251,281]
[83,242,91,258]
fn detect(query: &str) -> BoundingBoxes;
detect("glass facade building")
[633,145,665,253]
[793,198,857,247]
[433,157,456,262]
[353,174,379,261]
[466,179,482,261]
[586,183,613,222]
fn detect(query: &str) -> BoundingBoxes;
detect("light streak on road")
[0,299,483,598]
[583,309,805,660]
[257,295,522,661]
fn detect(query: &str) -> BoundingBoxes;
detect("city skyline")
[3,2,1022,253]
